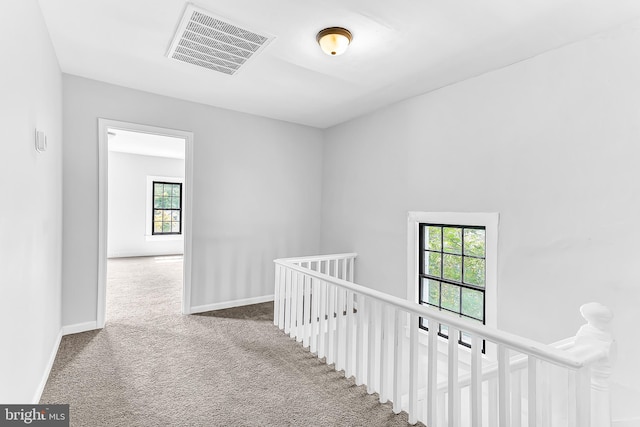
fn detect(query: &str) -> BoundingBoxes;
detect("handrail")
[275,258,599,370]
[275,253,358,264]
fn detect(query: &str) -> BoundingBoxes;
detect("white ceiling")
[39,0,640,129]
[108,129,185,159]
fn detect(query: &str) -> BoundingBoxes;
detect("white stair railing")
[273,254,615,427]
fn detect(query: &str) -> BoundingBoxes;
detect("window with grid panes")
[419,224,485,347]
[152,182,182,235]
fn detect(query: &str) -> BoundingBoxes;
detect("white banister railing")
[273,254,615,427]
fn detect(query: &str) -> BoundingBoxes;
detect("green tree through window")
[152,182,182,235]
[419,223,486,347]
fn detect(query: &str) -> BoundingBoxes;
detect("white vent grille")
[167,5,273,76]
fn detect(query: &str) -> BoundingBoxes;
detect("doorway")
[98,119,194,328]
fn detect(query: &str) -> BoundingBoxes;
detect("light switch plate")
[35,130,47,152]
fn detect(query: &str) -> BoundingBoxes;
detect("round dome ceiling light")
[316,27,352,56]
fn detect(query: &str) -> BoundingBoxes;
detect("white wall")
[108,151,184,258]
[0,0,63,403]
[321,20,640,417]
[62,75,324,324]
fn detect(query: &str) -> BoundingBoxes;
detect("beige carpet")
[40,256,421,426]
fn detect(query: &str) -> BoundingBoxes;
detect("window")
[152,181,182,235]
[418,223,486,347]
[408,212,497,354]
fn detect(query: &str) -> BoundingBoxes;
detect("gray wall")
[108,151,185,258]
[0,0,63,403]
[321,20,640,405]
[62,75,323,324]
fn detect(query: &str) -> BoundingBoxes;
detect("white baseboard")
[107,252,184,259]
[62,321,99,336]
[32,330,62,404]
[191,294,274,314]
[613,418,640,427]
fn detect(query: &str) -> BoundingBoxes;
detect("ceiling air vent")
[167,4,273,76]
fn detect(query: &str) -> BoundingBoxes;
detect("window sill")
[145,234,184,242]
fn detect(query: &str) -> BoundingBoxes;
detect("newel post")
[574,302,616,427]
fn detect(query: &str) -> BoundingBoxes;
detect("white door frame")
[98,118,195,328]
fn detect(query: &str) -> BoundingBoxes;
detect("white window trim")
[146,175,185,241]
[407,211,499,360]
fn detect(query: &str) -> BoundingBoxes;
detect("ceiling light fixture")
[316,27,352,56]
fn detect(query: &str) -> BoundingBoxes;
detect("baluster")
[290,269,297,337]
[345,290,354,378]
[392,308,402,414]
[489,377,498,427]
[528,356,537,427]
[408,313,419,425]
[512,368,522,427]
[273,264,281,326]
[310,277,319,354]
[568,369,577,427]
[296,271,304,342]
[448,326,460,427]
[498,344,511,427]
[379,304,387,403]
[331,259,337,278]
[438,391,446,425]
[537,360,551,427]
[336,287,345,371]
[367,299,377,394]
[278,266,286,328]
[284,268,292,334]
[348,257,355,282]
[575,367,591,427]
[471,334,482,427]
[318,280,327,359]
[356,294,365,386]
[327,283,336,365]
[303,268,311,348]
[427,319,439,427]
[290,271,299,339]
[337,259,347,370]
[318,261,329,363]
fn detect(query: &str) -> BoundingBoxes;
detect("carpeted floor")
[41,256,421,426]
